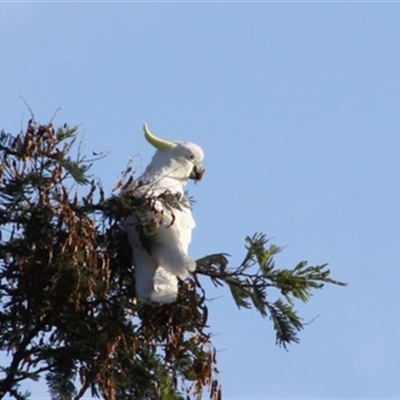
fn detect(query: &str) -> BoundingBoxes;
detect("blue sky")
[1,2,400,399]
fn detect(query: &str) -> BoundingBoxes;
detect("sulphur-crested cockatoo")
[124,124,205,304]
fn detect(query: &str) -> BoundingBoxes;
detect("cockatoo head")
[143,123,205,183]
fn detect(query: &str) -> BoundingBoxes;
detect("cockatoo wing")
[151,200,196,280]
[125,215,179,303]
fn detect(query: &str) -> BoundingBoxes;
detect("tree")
[0,119,345,400]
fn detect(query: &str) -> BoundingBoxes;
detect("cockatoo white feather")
[123,124,205,303]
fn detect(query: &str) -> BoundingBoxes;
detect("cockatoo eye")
[188,154,195,161]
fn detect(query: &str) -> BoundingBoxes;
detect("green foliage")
[0,120,345,399]
[197,234,345,347]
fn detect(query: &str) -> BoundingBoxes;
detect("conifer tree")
[0,120,345,399]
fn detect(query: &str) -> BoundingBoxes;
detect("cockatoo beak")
[190,163,205,182]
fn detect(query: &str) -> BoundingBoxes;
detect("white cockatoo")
[123,124,205,304]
